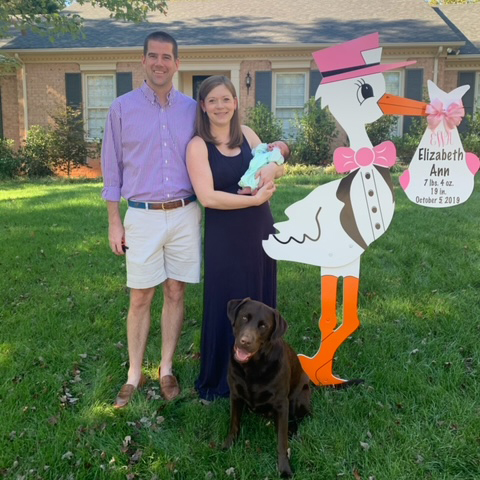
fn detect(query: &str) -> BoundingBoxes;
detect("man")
[101,31,201,407]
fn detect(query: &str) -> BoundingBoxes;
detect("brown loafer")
[114,373,147,409]
[159,371,180,402]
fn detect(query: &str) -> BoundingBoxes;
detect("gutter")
[434,46,443,84]
[1,41,466,55]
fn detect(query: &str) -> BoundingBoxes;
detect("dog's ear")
[227,297,251,326]
[270,309,288,340]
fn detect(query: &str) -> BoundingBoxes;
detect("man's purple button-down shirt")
[101,82,197,203]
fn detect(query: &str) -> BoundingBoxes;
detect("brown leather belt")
[128,195,196,210]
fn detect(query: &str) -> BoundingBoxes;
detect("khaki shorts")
[124,201,202,289]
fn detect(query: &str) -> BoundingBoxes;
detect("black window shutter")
[0,88,3,139]
[458,71,475,133]
[403,68,423,134]
[65,73,83,118]
[255,71,272,109]
[309,71,322,98]
[116,72,133,97]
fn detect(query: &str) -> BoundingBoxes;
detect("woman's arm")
[186,136,275,210]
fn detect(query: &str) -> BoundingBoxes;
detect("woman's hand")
[254,180,276,205]
[255,162,278,189]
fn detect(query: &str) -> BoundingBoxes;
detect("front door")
[192,75,211,101]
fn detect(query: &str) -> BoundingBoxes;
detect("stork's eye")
[355,79,374,105]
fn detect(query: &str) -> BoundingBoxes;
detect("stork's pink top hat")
[313,32,416,85]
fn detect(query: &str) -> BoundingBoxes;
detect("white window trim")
[475,72,480,114]
[273,71,309,137]
[383,70,406,136]
[83,72,116,140]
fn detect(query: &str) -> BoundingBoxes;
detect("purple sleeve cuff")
[102,186,121,202]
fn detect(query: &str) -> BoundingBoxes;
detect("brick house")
[0,0,479,177]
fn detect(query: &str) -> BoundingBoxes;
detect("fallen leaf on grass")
[48,416,59,425]
[62,451,74,460]
[123,436,132,448]
[130,449,143,464]
[353,468,362,480]
[226,467,236,476]
[360,441,370,451]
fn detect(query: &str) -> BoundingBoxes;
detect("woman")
[186,75,284,401]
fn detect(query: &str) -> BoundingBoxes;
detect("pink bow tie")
[334,141,396,173]
[426,99,464,131]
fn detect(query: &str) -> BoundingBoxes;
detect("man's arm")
[107,201,125,256]
[101,104,125,255]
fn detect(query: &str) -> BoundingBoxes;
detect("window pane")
[275,73,306,136]
[87,108,108,139]
[276,108,303,139]
[87,76,115,108]
[383,71,401,136]
[86,75,115,139]
[276,74,305,107]
[384,72,400,95]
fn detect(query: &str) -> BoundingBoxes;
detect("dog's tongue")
[234,347,252,363]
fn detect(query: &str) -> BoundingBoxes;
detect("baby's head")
[268,141,290,159]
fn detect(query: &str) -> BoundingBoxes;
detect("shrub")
[22,125,55,177]
[246,102,283,144]
[393,116,427,164]
[366,115,399,146]
[291,98,337,166]
[0,139,22,179]
[460,112,480,157]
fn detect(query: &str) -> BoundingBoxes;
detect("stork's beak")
[378,94,428,116]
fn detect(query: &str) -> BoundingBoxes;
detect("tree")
[0,0,168,41]
[48,106,100,177]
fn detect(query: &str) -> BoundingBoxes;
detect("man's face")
[142,40,179,92]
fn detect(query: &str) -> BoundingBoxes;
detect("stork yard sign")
[263,33,479,388]
[400,80,480,207]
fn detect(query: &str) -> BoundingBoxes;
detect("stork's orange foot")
[297,354,346,387]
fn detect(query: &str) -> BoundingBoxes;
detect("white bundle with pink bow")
[400,80,479,208]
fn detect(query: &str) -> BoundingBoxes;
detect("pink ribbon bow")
[334,141,396,173]
[426,99,464,131]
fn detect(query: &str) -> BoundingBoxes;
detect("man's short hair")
[143,31,178,59]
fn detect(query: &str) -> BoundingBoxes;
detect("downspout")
[14,53,28,139]
[433,46,443,85]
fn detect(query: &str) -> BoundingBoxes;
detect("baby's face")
[268,141,289,157]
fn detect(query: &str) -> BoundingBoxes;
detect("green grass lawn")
[1,174,479,479]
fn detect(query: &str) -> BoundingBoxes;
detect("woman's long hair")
[195,75,243,149]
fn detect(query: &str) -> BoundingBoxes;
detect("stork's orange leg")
[298,276,361,386]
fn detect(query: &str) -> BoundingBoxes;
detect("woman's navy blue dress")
[195,136,277,400]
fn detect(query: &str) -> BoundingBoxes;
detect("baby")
[238,140,290,194]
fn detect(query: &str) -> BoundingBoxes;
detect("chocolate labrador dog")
[223,298,311,478]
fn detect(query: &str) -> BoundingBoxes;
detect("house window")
[85,74,115,139]
[383,71,402,136]
[274,73,307,138]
